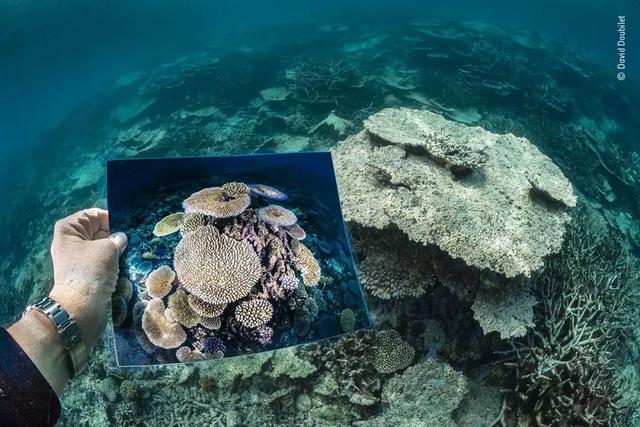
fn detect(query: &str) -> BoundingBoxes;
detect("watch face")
[107,153,370,367]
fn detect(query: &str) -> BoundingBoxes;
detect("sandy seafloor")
[1,20,640,426]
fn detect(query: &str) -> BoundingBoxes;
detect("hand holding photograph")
[107,152,369,366]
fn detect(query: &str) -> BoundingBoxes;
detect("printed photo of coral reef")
[107,153,368,365]
[2,11,640,427]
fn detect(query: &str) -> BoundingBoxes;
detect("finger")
[95,230,109,239]
[82,208,110,238]
[55,209,110,241]
[108,232,128,258]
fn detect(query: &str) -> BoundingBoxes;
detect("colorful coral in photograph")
[124,180,343,363]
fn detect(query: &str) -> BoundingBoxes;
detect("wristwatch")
[24,297,88,379]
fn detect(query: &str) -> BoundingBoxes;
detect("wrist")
[48,287,92,346]
[7,310,70,396]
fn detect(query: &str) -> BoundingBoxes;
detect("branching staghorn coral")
[499,210,640,426]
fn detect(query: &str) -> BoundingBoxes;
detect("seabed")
[1,20,639,426]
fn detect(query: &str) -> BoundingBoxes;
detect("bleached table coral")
[333,107,576,278]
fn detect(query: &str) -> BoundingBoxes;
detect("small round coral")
[292,241,321,286]
[141,298,187,349]
[285,224,306,240]
[153,212,184,237]
[168,288,200,328]
[280,273,300,292]
[174,225,262,305]
[145,265,176,299]
[258,205,297,227]
[373,329,415,374]
[222,182,250,197]
[183,187,250,218]
[249,183,288,201]
[202,336,226,354]
[188,294,226,318]
[339,308,356,333]
[253,325,274,345]
[234,299,274,328]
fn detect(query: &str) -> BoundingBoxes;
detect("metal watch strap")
[25,297,88,379]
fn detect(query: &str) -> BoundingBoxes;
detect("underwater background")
[1,0,640,426]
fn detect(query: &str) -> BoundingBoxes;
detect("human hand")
[48,208,127,351]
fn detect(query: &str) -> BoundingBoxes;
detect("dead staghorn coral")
[292,241,321,286]
[142,298,187,349]
[234,299,274,328]
[499,210,640,426]
[183,187,250,218]
[174,225,262,304]
[257,205,297,227]
[145,265,175,299]
[333,108,576,278]
[286,58,358,105]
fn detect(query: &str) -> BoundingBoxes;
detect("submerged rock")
[333,107,576,278]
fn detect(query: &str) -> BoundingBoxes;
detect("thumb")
[107,232,128,258]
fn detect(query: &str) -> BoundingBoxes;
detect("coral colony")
[117,182,323,362]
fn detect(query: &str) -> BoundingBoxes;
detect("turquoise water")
[1,1,640,426]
